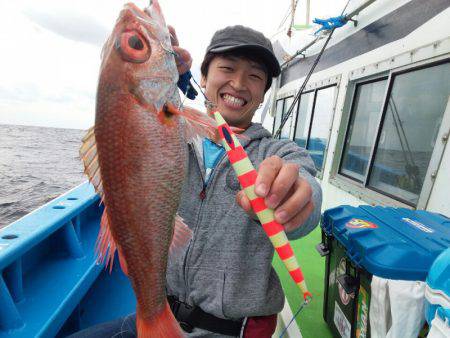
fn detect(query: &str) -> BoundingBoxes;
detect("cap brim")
[209,44,281,78]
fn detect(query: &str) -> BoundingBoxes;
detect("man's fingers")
[255,156,283,197]
[167,25,192,74]
[283,201,314,232]
[236,190,250,211]
[173,46,192,74]
[168,25,179,46]
[265,163,299,209]
[236,190,257,219]
[274,178,312,224]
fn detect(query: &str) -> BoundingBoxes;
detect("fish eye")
[128,35,144,50]
[117,31,151,63]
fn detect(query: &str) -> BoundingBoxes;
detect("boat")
[268,0,450,336]
[1,0,449,337]
[0,184,136,337]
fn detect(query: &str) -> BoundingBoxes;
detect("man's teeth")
[223,94,245,107]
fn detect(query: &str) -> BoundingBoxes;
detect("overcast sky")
[0,0,346,130]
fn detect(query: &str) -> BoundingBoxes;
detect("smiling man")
[67,25,322,338]
[165,25,323,337]
[200,53,268,129]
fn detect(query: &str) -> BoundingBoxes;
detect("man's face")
[201,55,268,129]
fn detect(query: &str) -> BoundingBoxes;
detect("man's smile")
[220,93,248,108]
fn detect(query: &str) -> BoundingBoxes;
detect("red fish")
[80,1,216,337]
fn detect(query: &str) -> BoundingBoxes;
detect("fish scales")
[95,88,186,313]
[79,1,218,336]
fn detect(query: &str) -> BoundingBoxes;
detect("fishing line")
[278,300,308,338]
[160,40,214,109]
[273,0,352,139]
[272,31,333,139]
[174,53,219,111]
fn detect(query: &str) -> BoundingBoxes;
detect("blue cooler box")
[425,247,450,336]
[318,205,450,338]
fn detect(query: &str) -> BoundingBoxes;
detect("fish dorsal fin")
[81,127,122,273]
[80,126,104,199]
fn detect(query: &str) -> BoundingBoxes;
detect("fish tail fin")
[136,301,183,338]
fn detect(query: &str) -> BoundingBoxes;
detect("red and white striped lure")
[213,111,312,302]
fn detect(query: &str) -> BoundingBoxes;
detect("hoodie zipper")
[182,144,226,300]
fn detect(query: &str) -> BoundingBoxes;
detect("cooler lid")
[321,205,450,281]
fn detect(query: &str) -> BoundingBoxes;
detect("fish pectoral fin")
[80,125,104,199]
[164,103,218,141]
[169,214,193,258]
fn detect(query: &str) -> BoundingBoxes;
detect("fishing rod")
[273,0,371,140]
[272,30,334,140]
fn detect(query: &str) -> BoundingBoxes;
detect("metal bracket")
[348,18,358,27]
[316,242,330,256]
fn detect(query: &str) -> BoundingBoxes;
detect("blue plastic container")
[321,205,450,281]
[320,205,450,338]
[425,248,450,324]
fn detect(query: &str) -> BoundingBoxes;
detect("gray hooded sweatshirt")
[166,123,322,336]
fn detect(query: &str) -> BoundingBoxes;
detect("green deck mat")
[273,226,333,338]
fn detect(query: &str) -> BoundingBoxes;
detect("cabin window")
[294,91,314,148]
[340,78,388,181]
[291,85,336,172]
[308,86,336,170]
[339,61,450,206]
[281,96,296,139]
[273,96,298,139]
[273,99,284,135]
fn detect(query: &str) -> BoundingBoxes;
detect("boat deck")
[274,226,333,337]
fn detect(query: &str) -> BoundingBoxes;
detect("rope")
[287,0,300,37]
[313,15,347,35]
[278,3,295,30]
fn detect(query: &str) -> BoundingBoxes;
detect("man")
[166,25,322,337]
[68,25,321,338]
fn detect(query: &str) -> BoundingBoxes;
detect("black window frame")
[273,96,298,139]
[293,84,337,173]
[272,98,285,136]
[338,76,389,183]
[337,59,450,207]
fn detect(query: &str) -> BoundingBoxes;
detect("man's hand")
[236,156,314,232]
[168,25,192,75]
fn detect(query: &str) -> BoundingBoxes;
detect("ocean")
[0,124,87,228]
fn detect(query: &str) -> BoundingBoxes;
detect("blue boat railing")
[0,182,135,338]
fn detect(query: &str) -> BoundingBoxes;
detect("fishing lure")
[213,111,312,302]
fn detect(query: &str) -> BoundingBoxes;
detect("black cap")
[206,25,281,79]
